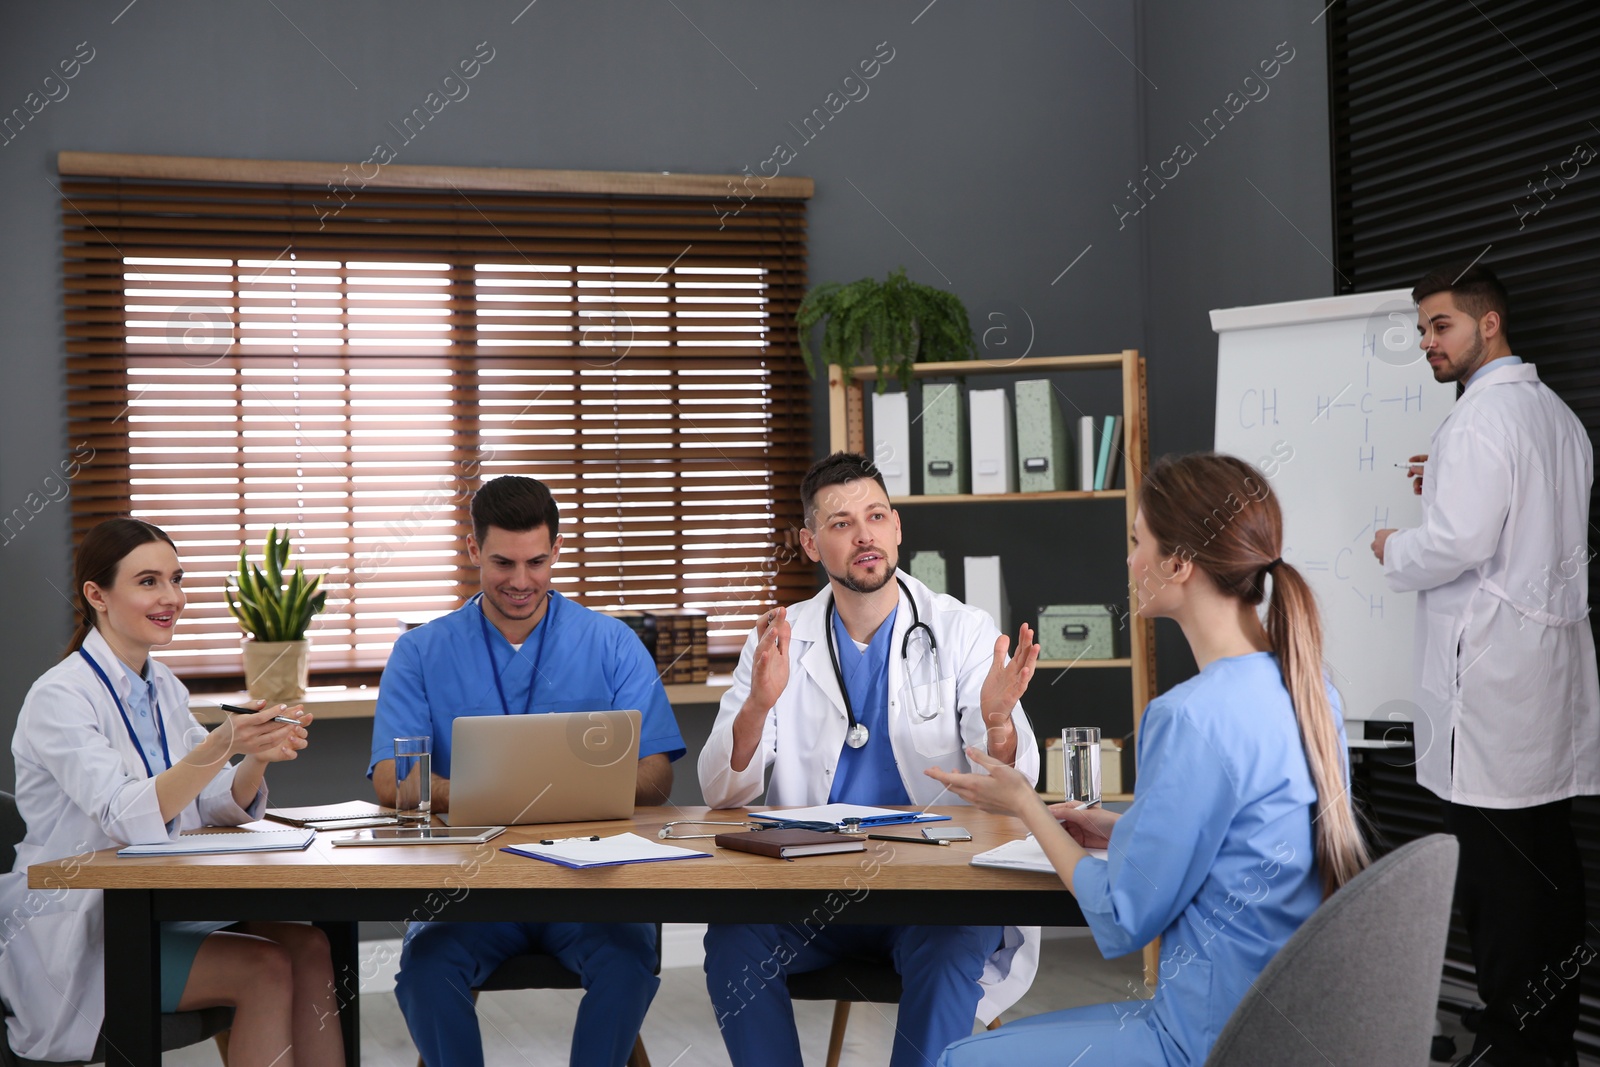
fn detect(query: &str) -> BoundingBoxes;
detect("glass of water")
[394,736,432,823]
[1062,727,1102,806]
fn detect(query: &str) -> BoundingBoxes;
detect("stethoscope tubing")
[824,576,944,746]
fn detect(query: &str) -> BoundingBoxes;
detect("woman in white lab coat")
[0,519,344,1066]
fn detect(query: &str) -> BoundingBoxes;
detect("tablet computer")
[328,826,506,846]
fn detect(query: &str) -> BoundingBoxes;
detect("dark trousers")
[1442,798,1588,1064]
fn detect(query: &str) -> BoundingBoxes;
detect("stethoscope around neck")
[824,576,944,749]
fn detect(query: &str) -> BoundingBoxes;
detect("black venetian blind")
[1330,1,1600,1056]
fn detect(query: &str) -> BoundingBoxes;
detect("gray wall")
[0,0,1330,801]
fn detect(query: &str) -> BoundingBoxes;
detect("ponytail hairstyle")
[1139,453,1370,897]
[65,518,178,657]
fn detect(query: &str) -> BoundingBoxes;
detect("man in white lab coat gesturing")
[699,451,1042,1067]
[1372,263,1600,1067]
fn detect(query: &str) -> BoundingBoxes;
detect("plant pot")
[243,638,309,704]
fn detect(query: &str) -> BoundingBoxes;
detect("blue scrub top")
[827,605,910,806]
[368,591,686,778]
[1070,652,1344,1065]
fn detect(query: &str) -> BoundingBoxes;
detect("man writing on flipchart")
[1371,263,1600,1067]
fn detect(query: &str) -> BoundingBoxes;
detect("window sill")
[189,675,735,724]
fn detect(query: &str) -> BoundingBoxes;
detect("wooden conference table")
[28,806,1081,1067]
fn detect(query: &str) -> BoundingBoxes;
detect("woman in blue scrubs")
[0,519,344,1065]
[929,453,1371,1067]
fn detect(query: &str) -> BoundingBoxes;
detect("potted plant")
[224,527,327,703]
[796,266,977,391]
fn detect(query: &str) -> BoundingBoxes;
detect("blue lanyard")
[78,648,172,778]
[477,592,555,716]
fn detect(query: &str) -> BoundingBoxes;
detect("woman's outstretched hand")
[925,746,1039,816]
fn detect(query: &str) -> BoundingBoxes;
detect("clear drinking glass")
[394,736,432,823]
[1062,727,1102,806]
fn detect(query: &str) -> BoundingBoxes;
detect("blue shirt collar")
[1463,354,1522,389]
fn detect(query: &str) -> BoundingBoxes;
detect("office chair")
[1202,833,1458,1066]
[787,961,1001,1067]
[416,923,660,1067]
[0,791,234,1067]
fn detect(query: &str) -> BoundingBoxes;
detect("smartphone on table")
[922,826,972,843]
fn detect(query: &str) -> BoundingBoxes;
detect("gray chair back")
[1203,833,1458,1067]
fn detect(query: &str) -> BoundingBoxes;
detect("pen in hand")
[217,703,305,727]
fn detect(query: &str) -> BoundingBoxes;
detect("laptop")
[441,710,642,826]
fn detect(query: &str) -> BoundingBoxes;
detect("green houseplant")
[796,266,977,391]
[225,527,327,703]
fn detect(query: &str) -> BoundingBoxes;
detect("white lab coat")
[0,628,265,1062]
[699,572,1042,1023]
[1384,360,1600,808]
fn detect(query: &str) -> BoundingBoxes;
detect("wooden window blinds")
[60,153,815,677]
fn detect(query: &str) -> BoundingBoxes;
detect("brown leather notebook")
[714,828,867,859]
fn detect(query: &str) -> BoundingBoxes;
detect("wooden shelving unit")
[826,349,1157,732]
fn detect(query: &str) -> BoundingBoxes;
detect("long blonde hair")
[1140,453,1370,897]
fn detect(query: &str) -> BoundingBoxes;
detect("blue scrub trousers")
[395,921,659,1067]
[938,999,1174,1066]
[705,922,1002,1067]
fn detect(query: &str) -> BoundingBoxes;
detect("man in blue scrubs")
[698,453,1042,1067]
[370,475,686,1067]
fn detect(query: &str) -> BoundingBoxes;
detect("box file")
[1015,379,1068,492]
[871,390,912,497]
[921,381,968,495]
[908,550,948,595]
[968,388,1016,494]
[963,555,1009,632]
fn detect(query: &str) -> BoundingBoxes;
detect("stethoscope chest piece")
[845,722,870,749]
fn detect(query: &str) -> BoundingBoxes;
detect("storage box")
[1037,604,1115,661]
[1042,735,1123,797]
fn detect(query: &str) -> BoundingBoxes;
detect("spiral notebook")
[970,835,1107,873]
[117,828,317,857]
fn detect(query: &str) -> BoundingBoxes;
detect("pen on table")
[866,833,949,846]
[217,703,305,726]
[540,835,601,845]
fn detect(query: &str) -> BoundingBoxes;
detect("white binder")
[968,388,1015,494]
[963,555,1009,633]
[1077,415,1098,491]
[870,391,911,497]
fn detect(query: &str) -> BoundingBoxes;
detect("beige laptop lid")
[445,710,641,826]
